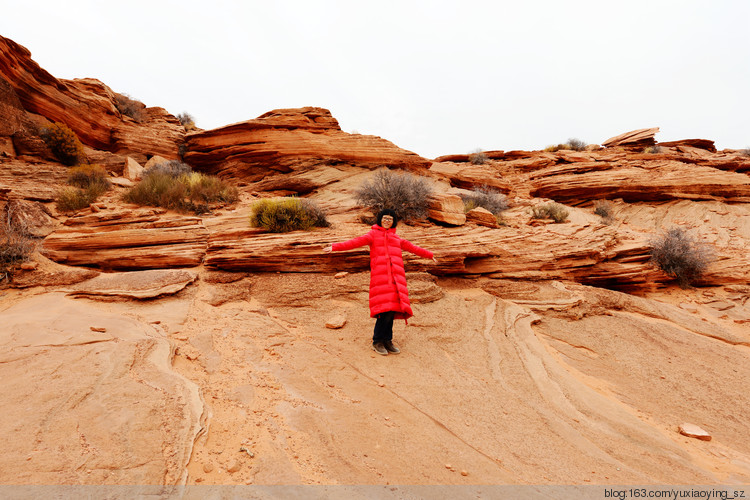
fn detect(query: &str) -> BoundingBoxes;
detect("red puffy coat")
[332,225,433,320]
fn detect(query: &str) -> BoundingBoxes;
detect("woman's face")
[381,215,394,229]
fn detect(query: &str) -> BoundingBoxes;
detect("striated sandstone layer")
[42,208,208,270]
[529,161,750,203]
[183,107,431,182]
[0,35,184,159]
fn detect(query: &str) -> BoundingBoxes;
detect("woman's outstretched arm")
[324,232,373,253]
[400,238,436,261]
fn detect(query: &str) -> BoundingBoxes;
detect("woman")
[324,209,436,355]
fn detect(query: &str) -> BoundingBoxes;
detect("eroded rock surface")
[0,293,204,484]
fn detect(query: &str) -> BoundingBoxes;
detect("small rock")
[174,334,188,341]
[203,463,214,473]
[679,423,711,441]
[227,460,241,473]
[461,470,469,476]
[378,382,385,388]
[325,315,346,329]
[20,262,38,271]
[90,327,106,333]
[466,207,498,228]
[195,477,203,483]
[334,272,348,279]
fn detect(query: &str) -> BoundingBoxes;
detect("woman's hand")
[323,245,333,253]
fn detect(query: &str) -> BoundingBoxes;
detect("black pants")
[373,311,395,344]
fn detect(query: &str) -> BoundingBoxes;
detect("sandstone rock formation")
[42,209,208,270]
[183,107,431,183]
[2,35,750,487]
[0,36,184,159]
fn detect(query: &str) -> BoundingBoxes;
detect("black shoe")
[372,342,388,355]
[383,341,400,354]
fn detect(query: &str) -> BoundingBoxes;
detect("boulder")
[124,157,144,181]
[428,193,466,226]
[602,127,659,149]
[466,206,498,228]
[144,155,170,170]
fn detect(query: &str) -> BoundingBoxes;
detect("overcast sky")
[2,0,748,158]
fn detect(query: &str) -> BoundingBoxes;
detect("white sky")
[2,0,748,158]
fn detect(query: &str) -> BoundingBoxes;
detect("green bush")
[114,93,145,122]
[355,168,433,222]
[461,186,508,215]
[41,122,85,166]
[532,202,569,223]
[124,163,238,213]
[1,208,36,282]
[250,197,330,233]
[649,227,712,288]
[468,149,488,165]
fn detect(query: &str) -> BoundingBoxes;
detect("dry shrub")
[176,112,196,131]
[40,122,85,166]
[594,199,614,223]
[461,186,508,215]
[355,168,433,222]
[68,164,110,191]
[468,149,488,165]
[643,145,664,154]
[532,202,569,223]
[649,227,713,288]
[1,206,37,282]
[124,162,237,214]
[544,138,588,153]
[250,198,330,233]
[740,147,750,157]
[114,93,145,123]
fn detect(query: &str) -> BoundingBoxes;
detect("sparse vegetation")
[55,164,111,212]
[532,202,569,223]
[649,227,713,288]
[40,122,86,166]
[176,112,197,131]
[250,197,330,232]
[468,149,488,165]
[114,93,145,123]
[643,145,663,154]
[355,168,433,222]
[67,164,110,191]
[593,199,614,223]
[1,207,36,283]
[461,186,509,215]
[740,147,750,157]
[544,138,588,153]
[124,160,238,213]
